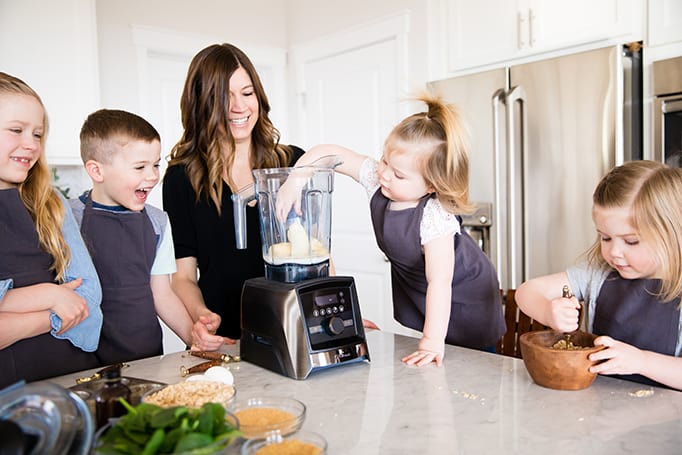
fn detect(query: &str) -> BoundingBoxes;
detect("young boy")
[71,109,223,365]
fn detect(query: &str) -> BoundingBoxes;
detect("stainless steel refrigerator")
[429,44,642,290]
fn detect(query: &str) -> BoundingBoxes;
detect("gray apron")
[80,194,162,365]
[593,272,680,388]
[370,191,505,349]
[0,188,98,388]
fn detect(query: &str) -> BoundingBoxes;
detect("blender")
[232,159,370,379]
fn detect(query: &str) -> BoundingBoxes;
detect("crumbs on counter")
[628,388,654,398]
[452,390,480,401]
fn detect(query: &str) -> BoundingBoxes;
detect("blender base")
[240,276,370,379]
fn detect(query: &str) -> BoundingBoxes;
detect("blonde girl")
[279,94,506,366]
[0,72,101,387]
[516,160,682,390]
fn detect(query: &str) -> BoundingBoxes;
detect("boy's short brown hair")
[80,109,160,163]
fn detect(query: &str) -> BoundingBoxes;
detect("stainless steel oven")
[653,56,682,168]
[461,202,492,258]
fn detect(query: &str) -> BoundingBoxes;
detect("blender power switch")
[324,316,345,336]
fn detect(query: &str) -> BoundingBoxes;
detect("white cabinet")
[441,0,638,73]
[0,0,99,165]
[648,0,682,46]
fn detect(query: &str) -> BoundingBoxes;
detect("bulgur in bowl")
[241,430,326,455]
[232,397,305,439]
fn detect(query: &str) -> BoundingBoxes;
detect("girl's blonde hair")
[0,72,69,281]
[586,160,682,301]
[168,43,295,215]
[385,94,473,214]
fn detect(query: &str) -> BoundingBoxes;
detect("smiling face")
[0,93,45,189]
[593,203,659,280]
[228,66,259,146]
[377,139,433,205]
[89,138,161,211]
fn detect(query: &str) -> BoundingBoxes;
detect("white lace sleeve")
[358,157,380,197]
[420,198,461,245]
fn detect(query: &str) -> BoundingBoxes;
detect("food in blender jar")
[288,221,310,257]
[267,221,329,263]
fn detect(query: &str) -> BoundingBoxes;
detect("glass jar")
[94,367,131,429]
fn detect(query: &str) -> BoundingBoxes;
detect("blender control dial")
[323,316,345,336]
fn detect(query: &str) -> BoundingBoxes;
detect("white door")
[294,21,420,338]
[139,54,191,353]
[142,55,188,209]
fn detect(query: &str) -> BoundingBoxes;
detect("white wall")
[94,0,435,140]
[95,0,289,112]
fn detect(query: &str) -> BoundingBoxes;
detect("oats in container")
[142,380,236,409]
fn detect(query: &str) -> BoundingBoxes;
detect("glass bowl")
[240,430,327,455]
[92,409,240,454]
[0,381,93,455]
[142,380,236,410]
[232,397,306,439]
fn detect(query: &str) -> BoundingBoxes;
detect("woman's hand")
[588,336,646,376]
[51,278,89,334]
[402,335,445,367]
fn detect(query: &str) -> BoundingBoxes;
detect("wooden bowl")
[519,330,605,390]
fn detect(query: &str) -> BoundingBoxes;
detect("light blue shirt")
[0,191,103,352]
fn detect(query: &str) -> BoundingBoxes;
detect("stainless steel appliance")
[653,56,682,168]
[430,44,643,290]
[232,163,370,380]
[460,202,492,257]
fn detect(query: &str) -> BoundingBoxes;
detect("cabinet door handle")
[517,11,526,49]
[528,8,536,47]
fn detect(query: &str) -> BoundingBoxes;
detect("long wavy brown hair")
[0,72,69,281]
[167,43,294,215]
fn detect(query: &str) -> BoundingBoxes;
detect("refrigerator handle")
[491,89,505,287]
[504,85,527,289]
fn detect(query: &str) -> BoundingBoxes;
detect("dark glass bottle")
[94,367,131,429]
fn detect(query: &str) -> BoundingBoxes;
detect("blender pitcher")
[232,160,339,283]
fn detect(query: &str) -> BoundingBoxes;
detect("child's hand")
[52,278,89,334]
[198,312,221,334]
[548,293,581,332]
[274,170,311,222]
[402,336,445,367]
[362,318,380,330]
[588,336,646,376]
[190,314,225,351]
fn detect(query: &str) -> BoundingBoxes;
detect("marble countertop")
[50,330,682,454]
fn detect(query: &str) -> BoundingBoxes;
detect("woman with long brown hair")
[163,43,304,346]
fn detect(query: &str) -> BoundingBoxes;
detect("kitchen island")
[50,329,682,454]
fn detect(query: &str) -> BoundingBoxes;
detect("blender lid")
[0,381,94,455]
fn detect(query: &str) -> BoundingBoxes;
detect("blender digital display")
[314,293,340,307]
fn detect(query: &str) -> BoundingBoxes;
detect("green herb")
[95,399,241,454]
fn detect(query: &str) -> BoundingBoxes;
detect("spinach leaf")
[95,399,241,454]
